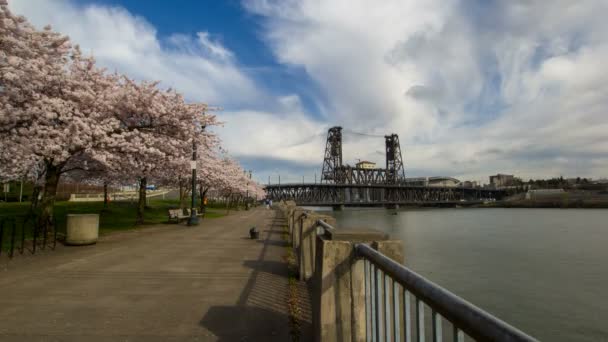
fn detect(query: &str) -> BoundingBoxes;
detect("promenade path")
[0,207,293,341]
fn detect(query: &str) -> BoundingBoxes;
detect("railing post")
[299,214,335,280]
[291,208,306,246]
[351,254,366,341]
[286,204,296,238]
[312,228,403,342]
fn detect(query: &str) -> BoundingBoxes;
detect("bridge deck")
[265,183,504,205]
[296,200,485,207]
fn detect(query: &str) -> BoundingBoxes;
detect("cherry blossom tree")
[102,78,217,224]
[1,1,260,227]
[0,4,215,226]
[1,3,122,225]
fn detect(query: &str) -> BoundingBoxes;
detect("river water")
[323,208,608,341]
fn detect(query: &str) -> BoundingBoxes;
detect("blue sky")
[10,0,608,184]
[83,1,264,63]
[72,0,322,116]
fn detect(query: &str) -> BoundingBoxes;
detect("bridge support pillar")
[332,204,345,211]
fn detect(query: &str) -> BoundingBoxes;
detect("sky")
[8,0,608,185]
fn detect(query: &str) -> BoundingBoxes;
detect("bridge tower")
[321,126,343,183]
[385,134,405,184]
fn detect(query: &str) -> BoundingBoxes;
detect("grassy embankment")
[0,199,228,251]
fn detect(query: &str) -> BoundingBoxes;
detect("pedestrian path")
[0,207,291,341]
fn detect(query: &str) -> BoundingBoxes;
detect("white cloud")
[9,0,259,106]
[196,32,234,60]
[8,0,326,181]
[244,0,608,180]
[9,0,608,181]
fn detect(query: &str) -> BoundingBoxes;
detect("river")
[322,208,608,341]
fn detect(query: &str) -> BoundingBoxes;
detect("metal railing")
[0,215,58,259]
[316,219,335,235]
[314,218,538,342]
[357,244,539,342]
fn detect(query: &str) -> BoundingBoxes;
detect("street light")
[246,170,252,210]
[188,123,205,226]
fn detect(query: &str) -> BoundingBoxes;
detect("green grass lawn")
[0,199,226,251]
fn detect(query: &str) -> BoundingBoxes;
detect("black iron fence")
[0,214,59,259]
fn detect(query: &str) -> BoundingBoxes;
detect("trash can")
[65,214,100,245]
[249,226,259,239]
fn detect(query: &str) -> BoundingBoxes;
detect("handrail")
[355,243,539,342]
[316,219,335,233]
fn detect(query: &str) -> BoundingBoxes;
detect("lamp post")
[188,123,205,226]
[245,170,252,209]
[187,137,198,226]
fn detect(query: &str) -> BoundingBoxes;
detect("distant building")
[461,180,478,188]
[489,174,514,188]
[428,177,461,187]
[356,160,377,169]
[405,177,461,187]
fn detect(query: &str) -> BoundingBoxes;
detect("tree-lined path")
[0,208,291,341]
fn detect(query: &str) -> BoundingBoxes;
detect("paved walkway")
[0,208,291,341]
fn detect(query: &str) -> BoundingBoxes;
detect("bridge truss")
[267,126,503,206]
[265,183,504,206]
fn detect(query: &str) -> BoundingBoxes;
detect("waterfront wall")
[276,201,404,342]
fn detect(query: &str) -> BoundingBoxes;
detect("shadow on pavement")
[199,211,309,341]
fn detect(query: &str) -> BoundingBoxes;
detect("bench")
[168,209,189,223]
[192,208,205,218]
[168,208,205,223]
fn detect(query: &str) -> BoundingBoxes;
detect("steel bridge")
[265,183,503,207]
[265,127,505,207]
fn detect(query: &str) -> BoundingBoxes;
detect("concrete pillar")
[286,205,295,236]
[312,230,403,342]
[373,240,404,264]
[299,214,336,281]
[291,208,307,247]
[350,257,366,341]
[313,238,354,342]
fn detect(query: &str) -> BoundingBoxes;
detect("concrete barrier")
[65,214,100,245]
[277,203,404,341]
[291,208,308,247]
[312,230,402,341]
[298,213,336,281]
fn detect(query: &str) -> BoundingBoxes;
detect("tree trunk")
[103,182,108,208]
[30,184,42,212]
[38,163,61,231]
[136,177,147,225]
[179,178,188,210]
